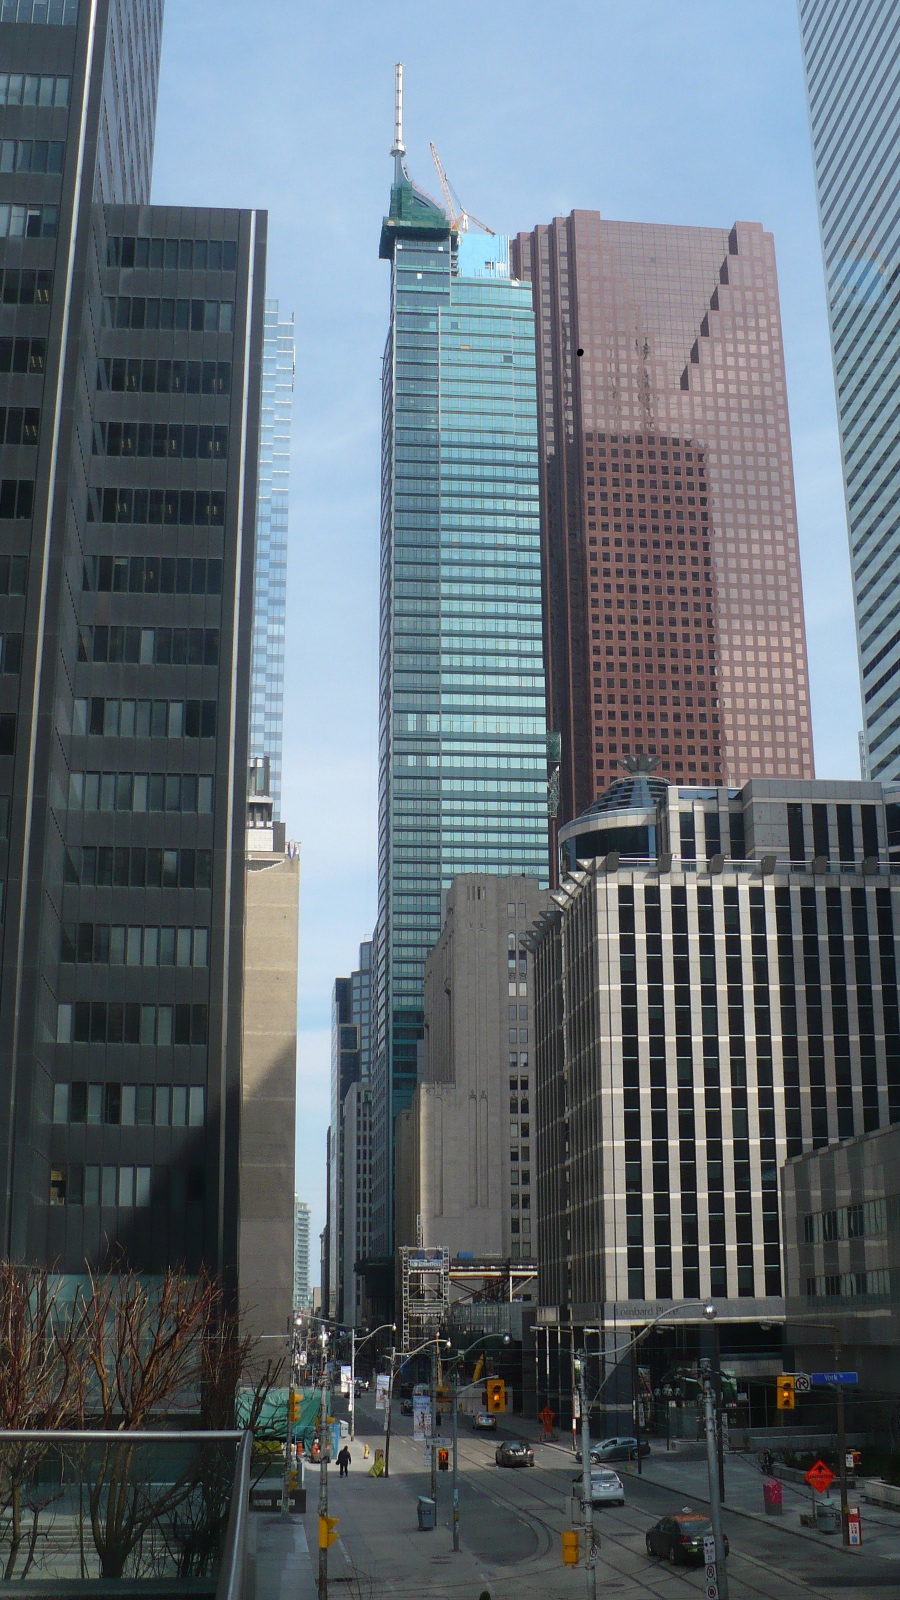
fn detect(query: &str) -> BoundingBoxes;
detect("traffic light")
[438,1448,449,1472]
[776,1374,796,1411]
[287,1390,300,1424]
[318,1515,339,1549]
[486,1378,506,1414]
[561,1529,580,1566]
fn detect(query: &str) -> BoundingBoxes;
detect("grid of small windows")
[803,1196,894,1243]
[0,139,64,174]
[87,487,225,526]
[83,556,222,595]
[57,1002,207,1045]
[64,845,211,888]
[92,421,227,459]
[97,358,230,395]
[249,301,293,818]
[0,205,57,239]
[806,1270,891,1301]
[78,627,219,665]
[0,0,78,20]
[60,923,208,966]
[0,270,51,305]
[67,771,213,813]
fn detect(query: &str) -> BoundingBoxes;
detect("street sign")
[805,1459,835,1494]
[706,1584,719,1600]
[793,1372,811,1393]
[847,1507,862,1546]
[810,1371,858,1385]
[703,1535,716,1564]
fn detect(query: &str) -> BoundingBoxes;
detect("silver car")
[573,1468,625,1507]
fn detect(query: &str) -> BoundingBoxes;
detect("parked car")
[572,1468,625,1507]
[473,1412,497,1431]
[579,1435,650,1463]
[495,1440,534,1468]
[645,1513,729,1565]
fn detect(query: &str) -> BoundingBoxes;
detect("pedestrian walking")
[337,1444,352,1478]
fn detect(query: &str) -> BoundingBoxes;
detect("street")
[295,1391,900,1599]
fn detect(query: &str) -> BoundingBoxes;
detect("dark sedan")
[646,1513,729,1565]
[495,1440,534,1468]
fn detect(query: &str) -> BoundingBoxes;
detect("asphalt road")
[349,1393,900,1598]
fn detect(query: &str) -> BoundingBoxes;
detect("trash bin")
[763,1477,783,1516]
[417,1496,436,1531]
[816,1498,840,1534]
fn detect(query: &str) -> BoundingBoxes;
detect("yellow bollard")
[364,1443,370,1459]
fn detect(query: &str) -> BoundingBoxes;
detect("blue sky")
[151,0,860,1259]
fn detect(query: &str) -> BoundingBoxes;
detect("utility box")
[417,1496,436,1531]
[763,1478,783,1516]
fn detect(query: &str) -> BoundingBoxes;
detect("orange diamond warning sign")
[805,1459,835,1494]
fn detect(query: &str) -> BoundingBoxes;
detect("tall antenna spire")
[391,62,406,179]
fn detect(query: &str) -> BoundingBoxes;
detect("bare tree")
[0,1264,84,1579]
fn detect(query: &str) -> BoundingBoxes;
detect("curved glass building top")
[559,769,669,871]
[799,0,900,779]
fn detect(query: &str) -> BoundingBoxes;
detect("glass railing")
[0,1429,252,1594]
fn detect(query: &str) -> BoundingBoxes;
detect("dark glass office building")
[0,0,265,1287]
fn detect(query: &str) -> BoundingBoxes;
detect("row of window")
[50,1164,204,1210]
[0,0,78,21]
[0,555,26,593]
[57,1001,208,1046]
[802,1196,893,1243]
[78,625,219,665]
[107,236,237,273]
[53,1080,205,1127]
[0,73,69,106]
[0,269,51,304]
[101,297,234,333]
[806,1270,891,1299]
[0,479,33,519]
[0,204,58,240]
[67,771,214,813]
[61,923,208,967]
[0,407,40,445]
[93,422,228,460]
[97,357,231,395]
[87,487,226,527]
[73,698,217,740]
[64,844,211,889]
[83,555,222,596]
[0,139,64,174]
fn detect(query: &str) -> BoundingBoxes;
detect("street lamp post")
[446,1332,510,1555]
[786,1316,850,1545]
[577,1354,596,1600]
[317,1332,330,1600]
[382,1335,449,1482]
[349,1322,395,1442]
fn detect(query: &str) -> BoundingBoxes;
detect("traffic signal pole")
[579,1363,596,1600]
[451,1371,460,1552]
[318,1372,329,1600]
[702,1376,729,1600]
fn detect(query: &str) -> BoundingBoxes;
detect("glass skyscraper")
[370,137,548,1257]
[799,0,900,780]
[250,300,293,817]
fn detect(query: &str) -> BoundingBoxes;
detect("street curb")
[634,1462,876,1559]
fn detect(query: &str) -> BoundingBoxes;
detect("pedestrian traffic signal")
[561,1529,580,1566]
[486,1378,506,1414]
[776,1374,796,1411]
[438,1448,449,1471]
[318,1515,339,1549]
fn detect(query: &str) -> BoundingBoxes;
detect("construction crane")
[429,143,494,235]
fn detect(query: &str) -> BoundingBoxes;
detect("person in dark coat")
[337,1444,352,1478]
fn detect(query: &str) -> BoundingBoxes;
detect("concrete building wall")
[397,875,550,1260]
[239,847,299,1352]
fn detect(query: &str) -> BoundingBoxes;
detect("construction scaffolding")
[400,1245,449,1352]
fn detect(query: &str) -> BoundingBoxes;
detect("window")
[97,358,231,395]
[0,204,58,239]
[0,480,34,519]
[60,923,209,966]
[64,845,212,889]
[67,771,214,814]
[0,73,69,106]
[107,236,237,272]
[87,487,225,527]
[0,0,78,20]
[101,297,234,334]
[83,555,222,595]
[0,408,40,446]
[0,140,64,174]
[93,422,228,460]
[57,1001,208,1045]
[73,698,218,739]
[78,626,219,665]
[0,635,21,673]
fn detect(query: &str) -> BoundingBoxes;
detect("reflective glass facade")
[250,299,293,816]
[799,0,900,781]
[372,175,547,1254]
